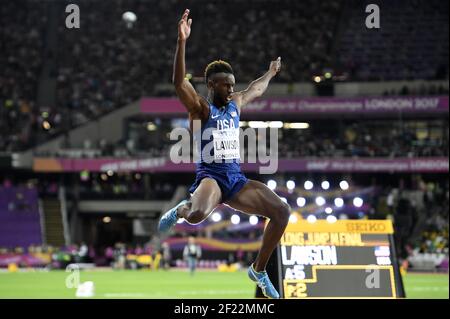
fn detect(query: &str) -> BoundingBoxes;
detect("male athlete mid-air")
[158,9,290,299]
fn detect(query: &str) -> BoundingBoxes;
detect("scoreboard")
[269,218,405,298]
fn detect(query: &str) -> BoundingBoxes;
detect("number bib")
[212,128,240,160]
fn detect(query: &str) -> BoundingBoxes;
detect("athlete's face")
[209,73,235,105]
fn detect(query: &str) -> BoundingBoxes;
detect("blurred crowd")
[383,84,449,96]
[406,228,449,271]
[1,0,448,152]
[0,238,250,270]
[414,230,449,255]
[78,172,175,200]
[1,175,448,271]
[36,118,448,159]
[0,1,47,152]
[0,243,91,269]
[384,179,449,270]
[336,0,448,81]
[278,121,449,158]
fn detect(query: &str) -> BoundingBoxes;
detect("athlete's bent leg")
[178,178,222,224]
[158,178,222,232]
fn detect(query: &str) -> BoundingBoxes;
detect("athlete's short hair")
[204,60,233,83]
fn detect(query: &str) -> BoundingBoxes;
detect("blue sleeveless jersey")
[189,99,248,203]
[194,100,241,173]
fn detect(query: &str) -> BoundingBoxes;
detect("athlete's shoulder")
[194,95,211,121]
[228,99,240,114]
[230,91,243,106]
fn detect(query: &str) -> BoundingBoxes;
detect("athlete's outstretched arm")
[173,9,204,115]
[233,57,281,112]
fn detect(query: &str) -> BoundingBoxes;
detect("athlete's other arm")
[173,9,208,118]
[233,57,282,112]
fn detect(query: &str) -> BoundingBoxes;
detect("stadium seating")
[1,0,448,152]
[0,185,42,248]
[336,0,449,81]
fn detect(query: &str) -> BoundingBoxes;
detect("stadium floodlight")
[122,11,137,23]
[304,180,313,190]
[296,197,306,207]
[284,122,310,129]
[326,215,337,223]
[268,121,284,128]
[267,180,277,190]
[147,122,157,131]
[334,197,344,207]
[249,216,259,225]
[248,121,268,129]
[339,180,349,190]
[289,214,298,223]
[353,197,364,208]
[315,196,326,206]
[122,11,137,29]
[231,214,240,225]
[286,180,296,190]
[321,181,330,190]
[211,212,222,222]
[325,207,333,214]
[42,121,51,130]
[306,215,317,223]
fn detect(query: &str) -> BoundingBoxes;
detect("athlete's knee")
[185,209,207,224]
[275,201,291,226]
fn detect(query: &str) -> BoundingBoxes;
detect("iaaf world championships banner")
[140,96,449,114]
[33,157,449,173]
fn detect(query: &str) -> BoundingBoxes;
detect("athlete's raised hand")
[269,57,282,76]
[178,9,192,41]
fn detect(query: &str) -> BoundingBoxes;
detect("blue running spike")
[158,200,188,233]
[248,264,280,299]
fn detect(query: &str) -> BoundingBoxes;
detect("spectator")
[161,242,172,270]
[183,236,202,276]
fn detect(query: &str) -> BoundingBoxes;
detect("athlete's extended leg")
[225,180,290,271]
[158,178,221,232]
[224,179,290,298]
